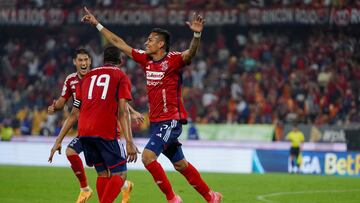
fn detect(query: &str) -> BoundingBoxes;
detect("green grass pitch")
[0,165,359,203]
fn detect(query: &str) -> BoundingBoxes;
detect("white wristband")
[96,23,104,31]
[194,32,201,38]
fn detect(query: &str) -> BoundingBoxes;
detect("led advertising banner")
[254,150,360,176]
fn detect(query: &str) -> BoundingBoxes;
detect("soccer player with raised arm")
[82,7,222,203]
[50,46,139,203]
[48,48,141,203]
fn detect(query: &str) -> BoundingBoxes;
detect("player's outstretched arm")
[48,108,79,163]
[182,13,205,64]
[81,7,133,58]
[118,99,140,163]
[47,97,67,114]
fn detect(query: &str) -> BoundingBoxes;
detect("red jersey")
[61,72,81,101]
[132,49,188,123]
[74,66,132,140]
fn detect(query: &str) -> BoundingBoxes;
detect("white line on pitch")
[256,189,360,203]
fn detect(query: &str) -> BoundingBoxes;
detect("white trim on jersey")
[64,72,77,83]
[92,66,120,71]
[168,51,181,55]
[134,49,146,54]
[61,72,77,97]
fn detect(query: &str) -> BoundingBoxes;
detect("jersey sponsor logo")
[146,71,165,80]
[147,80,162,86]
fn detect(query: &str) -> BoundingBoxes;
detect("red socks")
[96,176,110,201]
[180,162,211,201]
[100,175,124,203]
[145,160,212,201]
[145,160,175,200]
[67,155,88,188]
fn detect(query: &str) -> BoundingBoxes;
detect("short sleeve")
[61,78,72,101]
[132,49,149,68]
[170,52,189,70]
[118,75,132,101]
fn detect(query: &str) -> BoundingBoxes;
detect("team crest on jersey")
[70,80,78,85]
[161,61,168,71]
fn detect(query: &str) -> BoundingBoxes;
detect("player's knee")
[97,170,109,177]
[173,159,188,171]
[142,150,156,166]
[141,154,152,166]
[112,172,127,180]
[66,147,77,157]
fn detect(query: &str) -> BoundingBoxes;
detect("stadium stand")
[0,1,359,137]
[10,0,360,9]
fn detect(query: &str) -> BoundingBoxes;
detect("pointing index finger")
[84,6,91,15]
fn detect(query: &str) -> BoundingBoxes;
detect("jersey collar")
[152,52,168,63]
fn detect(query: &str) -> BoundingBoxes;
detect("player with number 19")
[75,46,139,203]
[48,48,139,203]
[52,46,139,203]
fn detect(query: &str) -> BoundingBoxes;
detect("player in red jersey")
[50,46,139,203]
[82,7,222,203]
[48,48,141,203]
[48,48,94,203]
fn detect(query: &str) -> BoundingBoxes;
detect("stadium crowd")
[1,1,360,137]
[1,26,359,137]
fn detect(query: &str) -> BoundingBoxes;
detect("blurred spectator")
[187,120,199,140]
[1,27,360,134]
[20,114,32,135]
[0,119,13,141]
[1,3,360,137]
